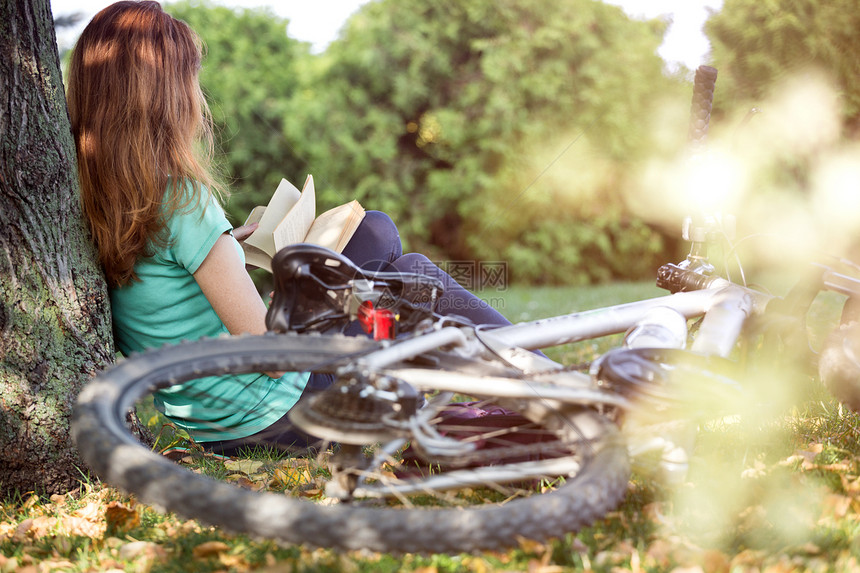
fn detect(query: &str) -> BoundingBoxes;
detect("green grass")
[5,281,860,572]
[497,281,665,323]
[491,280,666,365]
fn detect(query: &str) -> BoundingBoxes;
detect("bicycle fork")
[623,284,764,485]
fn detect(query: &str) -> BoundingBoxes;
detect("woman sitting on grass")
[67,1,511,456]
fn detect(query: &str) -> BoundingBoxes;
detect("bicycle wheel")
[73,332,629,554]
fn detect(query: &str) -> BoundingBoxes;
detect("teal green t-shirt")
[110,183,309,442]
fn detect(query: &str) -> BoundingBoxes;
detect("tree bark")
[0,0,114,495]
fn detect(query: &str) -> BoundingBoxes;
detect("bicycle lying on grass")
[72,67,860,554]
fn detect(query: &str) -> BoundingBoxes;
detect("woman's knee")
[389,253,439,276]
[342,210,403,270]
[363,211,400,246]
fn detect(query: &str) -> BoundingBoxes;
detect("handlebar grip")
[687,65,718,151]
[657,263,727,293]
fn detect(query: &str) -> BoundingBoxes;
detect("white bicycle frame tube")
[492,284,764,357]
[357,284,769,372]
[489,289,719,351]
[353,284,770,380]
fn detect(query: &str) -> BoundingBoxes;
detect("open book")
[241,175,365,272]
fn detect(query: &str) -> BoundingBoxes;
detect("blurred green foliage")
[294,0,676,283]
[707,0,860,136]
[165,1,312,222]
[161,0,858,285]
[704,0,860,263]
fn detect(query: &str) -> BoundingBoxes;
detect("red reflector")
[358,300,396,340]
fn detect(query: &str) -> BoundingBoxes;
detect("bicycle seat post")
[678,65,721,278]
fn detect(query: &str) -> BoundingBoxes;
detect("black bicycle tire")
[72,332,630,554]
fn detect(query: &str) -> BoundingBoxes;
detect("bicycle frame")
[329,274,779,488]
[353,282,771,373]
[493,282,768,357]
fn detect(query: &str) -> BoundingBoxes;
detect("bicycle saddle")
[265,244,444,335]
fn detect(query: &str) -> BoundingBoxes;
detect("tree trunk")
[0,0,114,495]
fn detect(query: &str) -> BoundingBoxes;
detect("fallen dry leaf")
[118,540,167,561]
[700,549,730,573]
[192,540,230,559]
[460,556,490,573]
[821,493,852,520]
[276,458,307,470]
[34,559,75,572]
[643,501,670,525]
[796,542,822,555]
[14,518,34,541]
[218,551,250,569]
[63,515,105,538]
[840,473,860,495]
[0,520,17,539]
[272,466,311,489]
[516,536,548,556]
[645,538,689,570]
[29,516,60,539]
[105,501,140,532]
[72,501,103,522]
[740,459,767,479]
[729,549,765,570]
[225,475,266,491]
[224,459,264,475]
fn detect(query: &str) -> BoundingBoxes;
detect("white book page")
[243,178,301,257]
[243,205,266,227]
[305,200,365,252]
[273,175,316,250]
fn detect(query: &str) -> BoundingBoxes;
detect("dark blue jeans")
[342,211,510,327]
[204,211,511,455]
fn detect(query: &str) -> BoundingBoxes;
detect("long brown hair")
[67,1,224,287]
